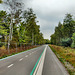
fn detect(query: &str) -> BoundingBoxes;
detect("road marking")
[30,45,47,75]
[7,64,13,68]
[36,45,47,75]
[19,58,23,61]
[0,46,39,61]
[25,55,28,57]
[30,50,44,75]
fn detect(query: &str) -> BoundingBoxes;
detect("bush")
[61,38,72,47]
[1,45,6,50]
[71,33,75,48]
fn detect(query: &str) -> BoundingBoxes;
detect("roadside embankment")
[49,45,75,75]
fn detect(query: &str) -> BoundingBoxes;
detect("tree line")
[0,0,45,46]
[0,0,2,3]
[50,13,75,48]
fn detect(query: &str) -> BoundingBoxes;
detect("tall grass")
[0,45,37,59]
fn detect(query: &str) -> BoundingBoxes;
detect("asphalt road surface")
[0,45,69,75]
[42,46,69,75]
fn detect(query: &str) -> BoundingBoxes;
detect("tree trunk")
[32,32,34,45]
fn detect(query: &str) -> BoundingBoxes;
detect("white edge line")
[0,46,41,61]
[33,45,47,75]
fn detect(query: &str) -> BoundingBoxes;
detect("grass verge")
[0,46,38,60]
[49,45,75,75]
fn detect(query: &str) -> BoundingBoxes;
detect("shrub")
[71,33,75,48]
[61,38,72,47]
[1,45,6,50]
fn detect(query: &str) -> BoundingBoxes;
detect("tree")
[71,33,75,48]
[12,9,22,43]
[44,39,51,44]
[50,34,56,45]
[61,38,72,47]
[23,8,40,45]
[50,22,63,45]
[19,22,31,44]
[0,0,2,3]
[0,2,45,46]
[63,14,74,38]
[3,0,23,38]
[3,0,24,51]
[54,22,63,45]
[0,11,9,42]
[50,13,75,47]
[36,33,44,45]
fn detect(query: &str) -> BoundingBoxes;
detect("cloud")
[1,0,75,39]
[25,0,75,39]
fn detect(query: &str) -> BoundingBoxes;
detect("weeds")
[0,45,37,59]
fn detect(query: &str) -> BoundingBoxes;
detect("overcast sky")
[0,0,75,39]
[23,0,75,40]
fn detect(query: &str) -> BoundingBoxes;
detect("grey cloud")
[27,0,75,39]
[1,0,75,39]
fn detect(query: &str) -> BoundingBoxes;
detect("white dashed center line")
[7,64,13,68]
[19,58,23,61]
[25,55,28,57]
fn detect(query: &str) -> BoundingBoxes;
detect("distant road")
[0,45,69,75]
